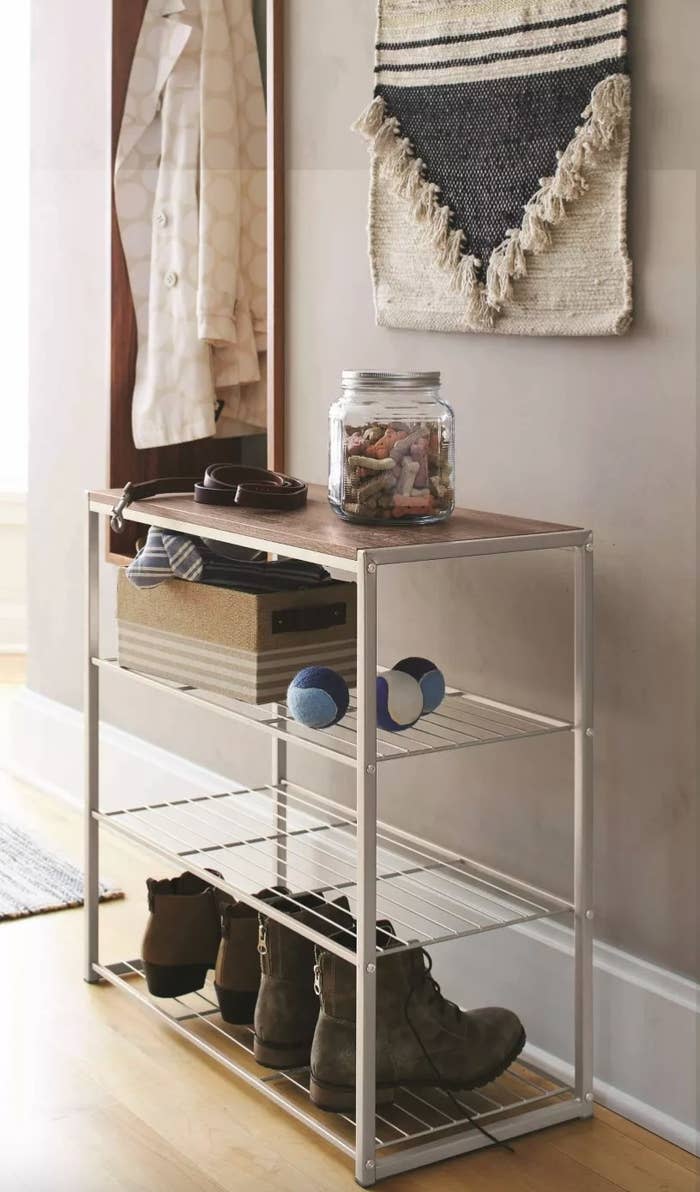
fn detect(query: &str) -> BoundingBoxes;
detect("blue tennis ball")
[393,657,445,715]
[287,666,349,729]
[376,671,423,732]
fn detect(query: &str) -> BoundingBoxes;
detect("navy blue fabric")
[377,56,626,273]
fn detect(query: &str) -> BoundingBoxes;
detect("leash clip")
[110,482,134,533]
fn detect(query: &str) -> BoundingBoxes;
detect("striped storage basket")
[117,571,357,705]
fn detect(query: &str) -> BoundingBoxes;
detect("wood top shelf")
[89,484,588,570]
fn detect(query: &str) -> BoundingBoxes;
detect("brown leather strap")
[194,464,307,510]
[110,466,307,531]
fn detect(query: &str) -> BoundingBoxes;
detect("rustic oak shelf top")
[90,484,587,568]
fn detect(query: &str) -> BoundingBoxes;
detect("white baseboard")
[522,1041,699,1155]
[0,641,26,655]
[8,686,699,1157]
[0,490,27,651]
[0,603,27,653]
[439,919,699,1157]
[9,686,237,813]
[0,491,27,525]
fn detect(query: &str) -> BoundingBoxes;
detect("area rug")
[355,0,632,336]
[0,821,124,921]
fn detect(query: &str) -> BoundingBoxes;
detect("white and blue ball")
[376,670,423,732]
[392,657,445,715]
[287,666,350,729]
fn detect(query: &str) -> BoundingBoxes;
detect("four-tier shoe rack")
[84,485,594,1186]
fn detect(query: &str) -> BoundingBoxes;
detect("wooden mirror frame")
[109,0,285,559]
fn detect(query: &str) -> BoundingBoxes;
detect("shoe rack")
[84,484,594,1186]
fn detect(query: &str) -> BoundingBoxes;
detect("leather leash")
[110,465,308,532]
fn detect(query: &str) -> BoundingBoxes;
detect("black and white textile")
[355,0,632,337]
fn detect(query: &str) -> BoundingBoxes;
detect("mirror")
[109,0,283,558]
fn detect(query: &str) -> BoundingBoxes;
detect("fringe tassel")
[354,94,493,330]
[354,75,630,325]
[352,95,387,138]
[487,230,528,307]
[486,73,631,309]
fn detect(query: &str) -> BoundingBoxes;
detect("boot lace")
[403,950,515,1155]
[420,950,462,1023]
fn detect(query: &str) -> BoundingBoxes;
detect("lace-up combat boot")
[309,945,525,1111]
[253,892,355,1069]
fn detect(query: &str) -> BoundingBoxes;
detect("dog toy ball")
[376,670,423,732]
[392,656,445,715]
[287,666,350,729]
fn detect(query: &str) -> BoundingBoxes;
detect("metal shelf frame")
[92,656,574,768]
[84,492,594,1186]
[93,960,577,1163]
[94,781,574,959]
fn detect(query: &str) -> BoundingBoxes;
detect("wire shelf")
[96,960,574,1159]
[94,657,572,769]
[96,781,572,959]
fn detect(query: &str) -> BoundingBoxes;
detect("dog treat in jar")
[328,371,455,524]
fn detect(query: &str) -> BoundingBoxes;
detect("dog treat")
[332,415,454,523]
[357,473,393,502]
[345,431,367,457]
[390,424,429,462]
[392,494,435,518]
[365,426,405,460]
[410,439,429,488]
[347,454,396,473]
[397,457,420,496]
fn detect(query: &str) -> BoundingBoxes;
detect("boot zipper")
[257,918,268,956]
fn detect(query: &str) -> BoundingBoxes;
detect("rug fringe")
[353,76,631,324]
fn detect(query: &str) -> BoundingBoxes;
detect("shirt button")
[155,210,167,228]
[164,271,178,288]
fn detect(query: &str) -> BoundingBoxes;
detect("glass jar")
[328,371,455,525]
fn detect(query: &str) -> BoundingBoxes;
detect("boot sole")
[309,1027,527,1113]
[214,985,258,1025]
[253,1037,312,1069]
[143,961,209,998]
[308,1078,397,1112]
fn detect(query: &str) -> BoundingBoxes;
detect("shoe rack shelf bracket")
[84,489,594,1187]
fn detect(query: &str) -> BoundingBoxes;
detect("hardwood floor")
[1,658,697,1191]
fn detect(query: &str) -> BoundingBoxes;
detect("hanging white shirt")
[114,0,267,449]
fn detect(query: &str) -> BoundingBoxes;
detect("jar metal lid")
[341,370,440,390]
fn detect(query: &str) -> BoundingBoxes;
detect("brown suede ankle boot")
[253,892,354,1069]
[141,871,223,998]
[309,944,525,1112]
[214,887,289,1025]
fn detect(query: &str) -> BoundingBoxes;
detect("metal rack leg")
[84,501,100,983]
[272,730,288,887]
[355,553,378,1186]
[573,540,594,1112]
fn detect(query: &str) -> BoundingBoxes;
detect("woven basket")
[117,571,357,705]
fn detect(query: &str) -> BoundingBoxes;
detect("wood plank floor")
[1,659,697,1191]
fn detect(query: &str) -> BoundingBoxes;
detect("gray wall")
[283,0,698,980]
[26,1,697,981]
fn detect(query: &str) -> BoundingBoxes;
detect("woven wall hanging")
[354,0,632,336]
